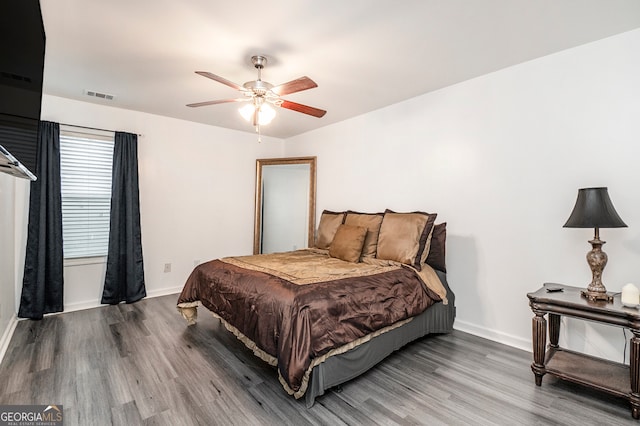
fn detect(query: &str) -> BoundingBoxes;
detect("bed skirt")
[304,270,455,407]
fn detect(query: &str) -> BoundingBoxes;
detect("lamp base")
[581,232,613,303]
[581,289,614,303]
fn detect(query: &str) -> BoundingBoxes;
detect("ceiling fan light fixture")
[259,103,276,125]
[239,102,276,125]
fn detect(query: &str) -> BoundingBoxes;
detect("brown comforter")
[176,249,444,398]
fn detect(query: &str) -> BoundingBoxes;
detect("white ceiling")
[40,0,640,139]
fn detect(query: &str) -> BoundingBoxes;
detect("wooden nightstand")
[527,283,640,419]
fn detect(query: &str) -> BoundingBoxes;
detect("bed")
[177,209,455,407]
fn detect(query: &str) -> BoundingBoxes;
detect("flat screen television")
[0,0,45,180]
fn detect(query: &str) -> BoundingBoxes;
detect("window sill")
[64,256,107,267]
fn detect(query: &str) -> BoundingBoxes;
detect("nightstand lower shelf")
[545,347,630,398]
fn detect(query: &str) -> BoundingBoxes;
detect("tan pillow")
[329,224,368,263]
[344,211,384,258]
[315,210,345,249]
[376,209,437,271]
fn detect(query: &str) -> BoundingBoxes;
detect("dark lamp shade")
[563,187,627,228]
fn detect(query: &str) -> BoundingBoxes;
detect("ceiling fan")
[187,55,326,134]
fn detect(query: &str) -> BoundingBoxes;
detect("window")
[59,128,114,259]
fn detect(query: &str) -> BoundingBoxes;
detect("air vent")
[84,90,115,101]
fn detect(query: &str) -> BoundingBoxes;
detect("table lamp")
[563,187,627,302]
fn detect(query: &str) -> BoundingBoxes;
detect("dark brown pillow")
[315,210,345,249]
[344,211,384,259]
[426,222,446,273]
[376,209,437,271]
[329,224,368,263]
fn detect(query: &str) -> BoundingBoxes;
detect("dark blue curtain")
[18,121,63,319]
[101,131,146,304]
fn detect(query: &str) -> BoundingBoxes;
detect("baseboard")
[63,299,103,313]
[63,285,183,313]
[0,314,18,365]
[146,285,183,299]
[454,319,531,353]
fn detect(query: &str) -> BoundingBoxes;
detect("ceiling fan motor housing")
[243,80,273,96]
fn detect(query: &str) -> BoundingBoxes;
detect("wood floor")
[0,294,636,426]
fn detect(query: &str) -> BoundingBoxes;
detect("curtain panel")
[101,131,146,304]
[18,121,64,319]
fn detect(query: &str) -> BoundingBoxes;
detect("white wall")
[30,95,284,311]
[0,174,27,359]
[284,29,640,362]
[0,174,17,358]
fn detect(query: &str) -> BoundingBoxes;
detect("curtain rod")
[57,122,143,137]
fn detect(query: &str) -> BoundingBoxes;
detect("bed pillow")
[426,222,447,273]
[344,211,384,259]
[376,209,437,271]
[329,224,368,263]
[315,210,346,249]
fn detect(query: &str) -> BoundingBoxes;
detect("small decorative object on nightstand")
[622,283,640,308]
[563,187,627,302]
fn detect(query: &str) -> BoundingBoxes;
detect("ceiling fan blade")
[280,100,326,118]
[186,98,245,108]
[272,76,318,96]
[195,71,244,91]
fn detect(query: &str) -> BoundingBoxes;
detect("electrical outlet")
[164,263,171,273]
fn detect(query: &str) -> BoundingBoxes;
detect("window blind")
[59,129,114,259]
